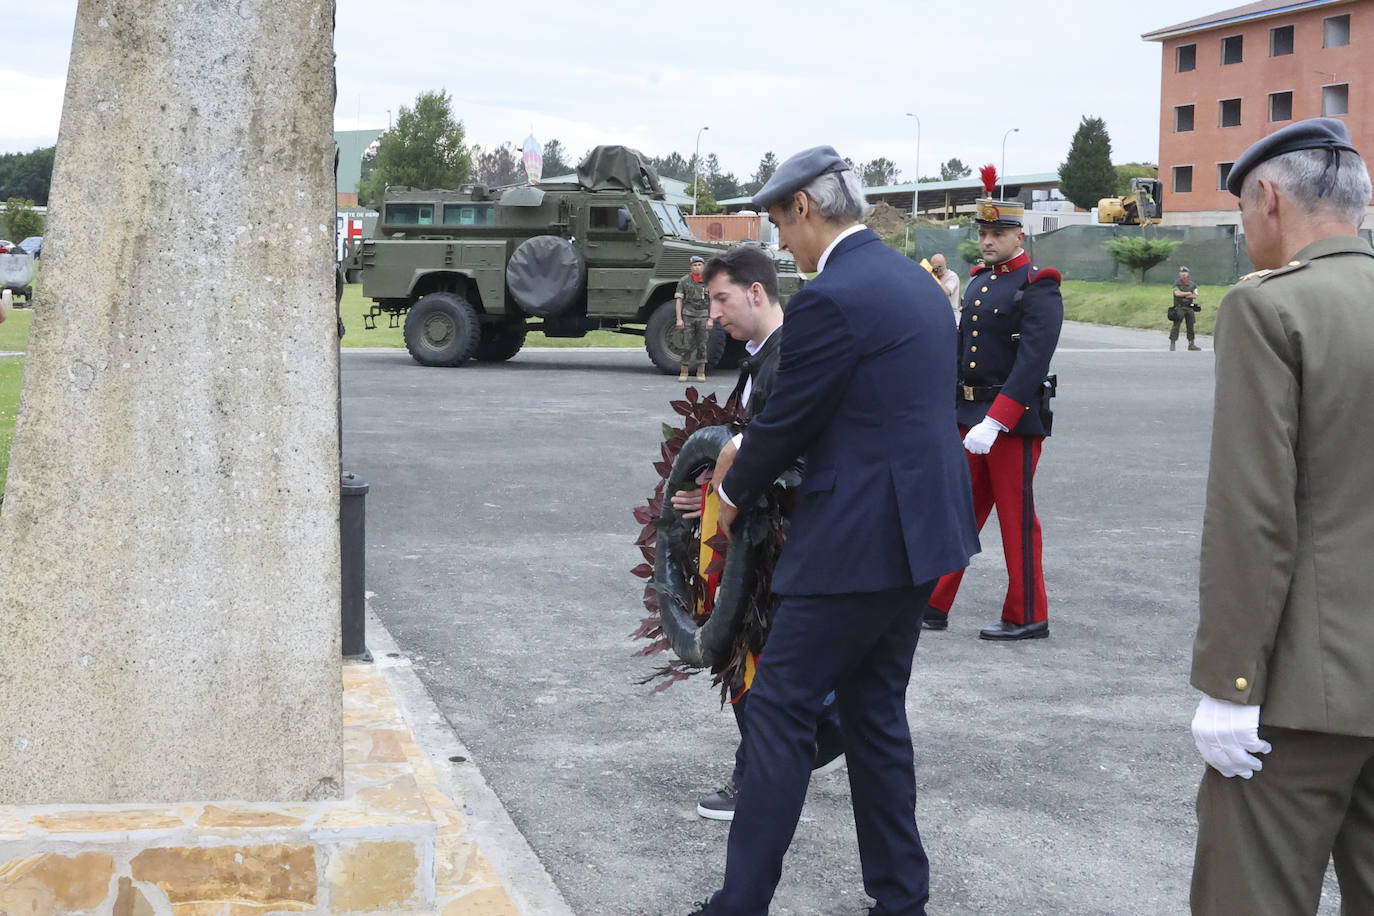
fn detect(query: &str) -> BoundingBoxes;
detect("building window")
[1220,98,1242,127]
[1222,35,1243,64]
[1324,14,1350,47]
[1269,91,1293,122]
[1217,162,1234,190]
[1270,24,1294,56]
[1173,165,1193,194]
[1177,43,1196,72]
[1175,105,1195,132]
[1322,83,1349,116]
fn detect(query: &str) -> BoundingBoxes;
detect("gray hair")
[1245,148,1372,226]
[801,169,871,224]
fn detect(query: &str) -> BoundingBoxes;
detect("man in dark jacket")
[922,186,1063,641]
[689,146,978,916]
[669,245,844,823]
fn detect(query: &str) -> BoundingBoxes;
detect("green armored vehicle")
[343,145,803,373]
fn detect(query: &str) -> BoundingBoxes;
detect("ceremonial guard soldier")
[923,167,1063,640]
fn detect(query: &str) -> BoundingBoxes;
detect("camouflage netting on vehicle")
[576,145,666,198]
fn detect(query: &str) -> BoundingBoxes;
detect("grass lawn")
[0,306,31,352]
[0,357,24,494]
[339,283,642,349]
[1060,279,1226,336]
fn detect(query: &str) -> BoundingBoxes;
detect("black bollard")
[340,471,371,661]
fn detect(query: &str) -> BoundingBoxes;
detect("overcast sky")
[6,1,1217,182]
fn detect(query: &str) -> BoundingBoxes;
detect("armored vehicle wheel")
[645,301,728,375]
[403,292,481,367]
[474,321,527,362]
[506,235,585,318]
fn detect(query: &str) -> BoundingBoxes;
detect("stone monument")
[0,0,342,804]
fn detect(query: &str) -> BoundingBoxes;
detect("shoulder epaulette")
[1028,266,1061,286]
[1240,259,1306,283]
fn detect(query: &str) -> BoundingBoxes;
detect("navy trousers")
[708,582,934,916]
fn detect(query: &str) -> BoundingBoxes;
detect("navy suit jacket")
[721,228,980,596]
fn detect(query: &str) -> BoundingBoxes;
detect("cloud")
[0,70,67,153]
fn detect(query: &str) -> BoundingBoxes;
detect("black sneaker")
[696,779,737,821]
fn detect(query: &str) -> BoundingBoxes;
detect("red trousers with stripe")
[930,429,1047,625]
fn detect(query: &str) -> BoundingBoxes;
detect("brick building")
[1144,0,1372,226]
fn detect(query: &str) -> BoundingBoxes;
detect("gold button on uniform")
[1235,677,1249,690]
[972,330,978,337]
[971,346,977,352]
[971,315,979,322]
[974,299,982,306]
[969,361,976,368]
[981,287,988,293]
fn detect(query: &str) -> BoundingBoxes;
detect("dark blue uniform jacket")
[720,228,980,597]
[955,251,1063,437]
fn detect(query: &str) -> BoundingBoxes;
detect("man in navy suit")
[688,147,980,916]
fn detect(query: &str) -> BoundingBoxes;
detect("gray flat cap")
[1226,117,1358,196]
[751,145,850,210]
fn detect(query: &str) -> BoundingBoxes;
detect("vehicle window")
[590,205,633,231]
[653,202,692,237]
[386,203,434,225]
[442,204,494,226]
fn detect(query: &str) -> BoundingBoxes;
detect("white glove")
[1191,694,1271,779]
[962,417,1005,454]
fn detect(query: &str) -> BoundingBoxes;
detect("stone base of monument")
[0,661,518,914]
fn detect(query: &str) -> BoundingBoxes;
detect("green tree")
[860,158,901,187]
[1114,162,1159,196]
[742,151,779,196]
[0,147,56,206]
[1103,236,1180,283]
[939,158,972,181]
[652,152,691,182]
[2,198,43,241]
[542,139,575,177]
[1058,116,1117,210]
[470,143,522,186]
[958,239,982,264]
[356,90,470,207]
[691,184,722,215]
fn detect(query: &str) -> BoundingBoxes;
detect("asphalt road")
[341,325,1341,916]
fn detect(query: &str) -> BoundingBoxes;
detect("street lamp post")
[1000,128,1020,200]
[905,112,921,219]
[386,109,392,130]
[693,125,710,216]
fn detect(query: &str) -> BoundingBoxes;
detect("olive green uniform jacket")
[1192,235,1374,736]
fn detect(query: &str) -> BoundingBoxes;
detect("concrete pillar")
[0,0,342,804]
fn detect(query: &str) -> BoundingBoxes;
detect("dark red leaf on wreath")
[704,532,730,553]
[670,399,692,416]
[631,563,653,579]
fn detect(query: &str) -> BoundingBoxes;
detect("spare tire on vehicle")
[506,235,585,318]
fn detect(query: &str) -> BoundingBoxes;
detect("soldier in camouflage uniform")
[675,255,713,381]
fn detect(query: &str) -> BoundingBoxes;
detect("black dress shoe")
[978,619,1048,641]
[922,606,949,631]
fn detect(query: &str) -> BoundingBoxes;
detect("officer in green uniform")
[675,255,713,381]
[1168,266,1201,350]
[1189,118,1374,916]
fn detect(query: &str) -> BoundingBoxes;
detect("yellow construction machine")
[1097,177,1163,225]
